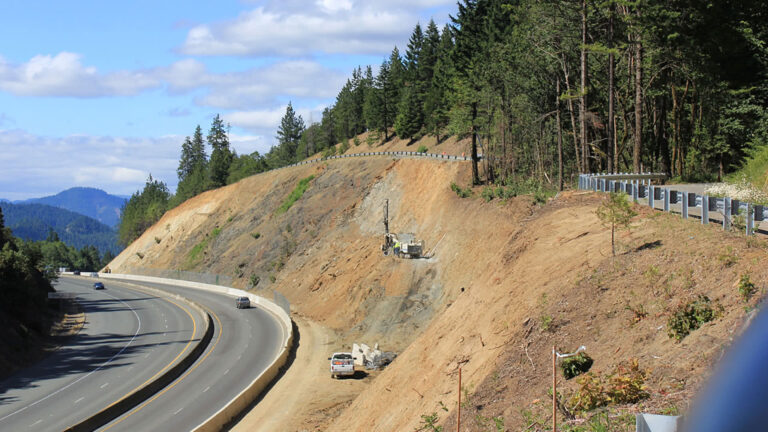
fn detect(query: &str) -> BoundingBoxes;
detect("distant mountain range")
[0,202,122,256]
[12,187,126,227]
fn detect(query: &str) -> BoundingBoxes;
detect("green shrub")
[250,274,260,287]
[323,146,337,157]
[567,359,648,413]
[667,295,721,341]
[251,232,261,239]
[561,352,594,380]
[738,273,757,302]
[481,186,495,202]
[339,140,350,154]
[353,136,361,146]
[417,145,428,153]
[450,182,473,198]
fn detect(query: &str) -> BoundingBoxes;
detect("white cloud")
[0,129,180,199]
[0,53,159,97]
[194,60,346,109]
[180,6,419,57]
[224,108,286,130]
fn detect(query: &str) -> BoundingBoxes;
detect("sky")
[0,0,455,200]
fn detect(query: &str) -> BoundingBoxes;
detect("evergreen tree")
[118,174,170,246]
[207,114,233,188]
[424,25,454,142]
[275,102,306,165]
[395,24,426,139]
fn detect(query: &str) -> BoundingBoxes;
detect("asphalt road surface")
[99,278,284,431]
[0,276,206,431]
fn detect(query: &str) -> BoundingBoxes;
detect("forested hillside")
[17,187,126,228]
[118,0,768,249]
[0,202,121,256]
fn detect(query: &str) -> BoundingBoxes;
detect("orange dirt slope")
[108,155,766,431]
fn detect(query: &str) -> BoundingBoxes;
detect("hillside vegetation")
[108,152,766,431]
[0,202,121,257]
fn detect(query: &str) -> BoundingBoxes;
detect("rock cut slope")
[109,155,766,431]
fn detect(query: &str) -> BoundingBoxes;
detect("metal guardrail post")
[663,189,670,212]
[682,192,689,219]
[746,203,754,235]
[702,196,709,224]
[723,197,731,230]
[649,185,655,208]
[632,183,638,202]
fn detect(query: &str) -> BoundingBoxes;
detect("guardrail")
[270,150,482,173]
[96,273,293,431]
[579,173,766,235]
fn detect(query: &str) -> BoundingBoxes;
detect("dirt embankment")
[109,151,766,431]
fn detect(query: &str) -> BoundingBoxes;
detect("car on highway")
[73,270,81,275]
[235,296,250,309]
[93,282,105,290]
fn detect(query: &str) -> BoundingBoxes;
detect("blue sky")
[0,0,454,200]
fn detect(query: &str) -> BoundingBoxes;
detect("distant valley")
[0,187,125,255]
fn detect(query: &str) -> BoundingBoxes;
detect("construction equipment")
[381,199,425,259]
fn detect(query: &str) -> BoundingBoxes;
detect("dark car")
[93,282,105,290]
[235,296,250,309]
[73,270,81,275]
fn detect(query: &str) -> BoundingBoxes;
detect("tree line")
[118,0,768,247]
[0,208,56,336]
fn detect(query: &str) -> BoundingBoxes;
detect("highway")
[99,278,284,431]
[0,276,206,431]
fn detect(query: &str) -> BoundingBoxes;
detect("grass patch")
[186,227,222,268]
[276,175,315,215]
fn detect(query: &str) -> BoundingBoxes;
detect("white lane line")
[30,419,42,427]
[145,353,150,358]
[100,382,109,389]
[202,386,210,393]
[74,397,84,404]
[0,289,143,423]
[174,408,183,415]
[223,368,230,375]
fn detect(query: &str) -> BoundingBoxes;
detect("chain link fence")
[124,267,290,314]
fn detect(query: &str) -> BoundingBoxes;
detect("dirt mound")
[109,155,766,431]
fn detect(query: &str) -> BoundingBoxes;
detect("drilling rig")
[381,199,424,259]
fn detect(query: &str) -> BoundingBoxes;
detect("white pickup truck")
[328,352,356,378]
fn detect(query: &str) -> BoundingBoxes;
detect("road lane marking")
[98,289,200,414]
[102,307,224,431]
[174,408,183,415]
[74,397,84,404]
[223,368,230,375]
[202,386,210,393]
[100,383,109,389]
[30,419,42,427]
[0,288,142,424]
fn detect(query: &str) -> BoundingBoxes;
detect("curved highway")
[99,278,284,431]
[0,276,206,431]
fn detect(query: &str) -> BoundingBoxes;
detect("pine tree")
[424,24,454,142]
[275,102,306,165]
[207,114,232,188]
[395,24,426,139]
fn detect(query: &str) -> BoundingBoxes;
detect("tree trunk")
[580,0,589,173]
[561,56,581,172]
[657,70,670,175]
[557,79,564,191]
[470,102,480,185]
[633,31,643,173]
[607,2,615,173]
